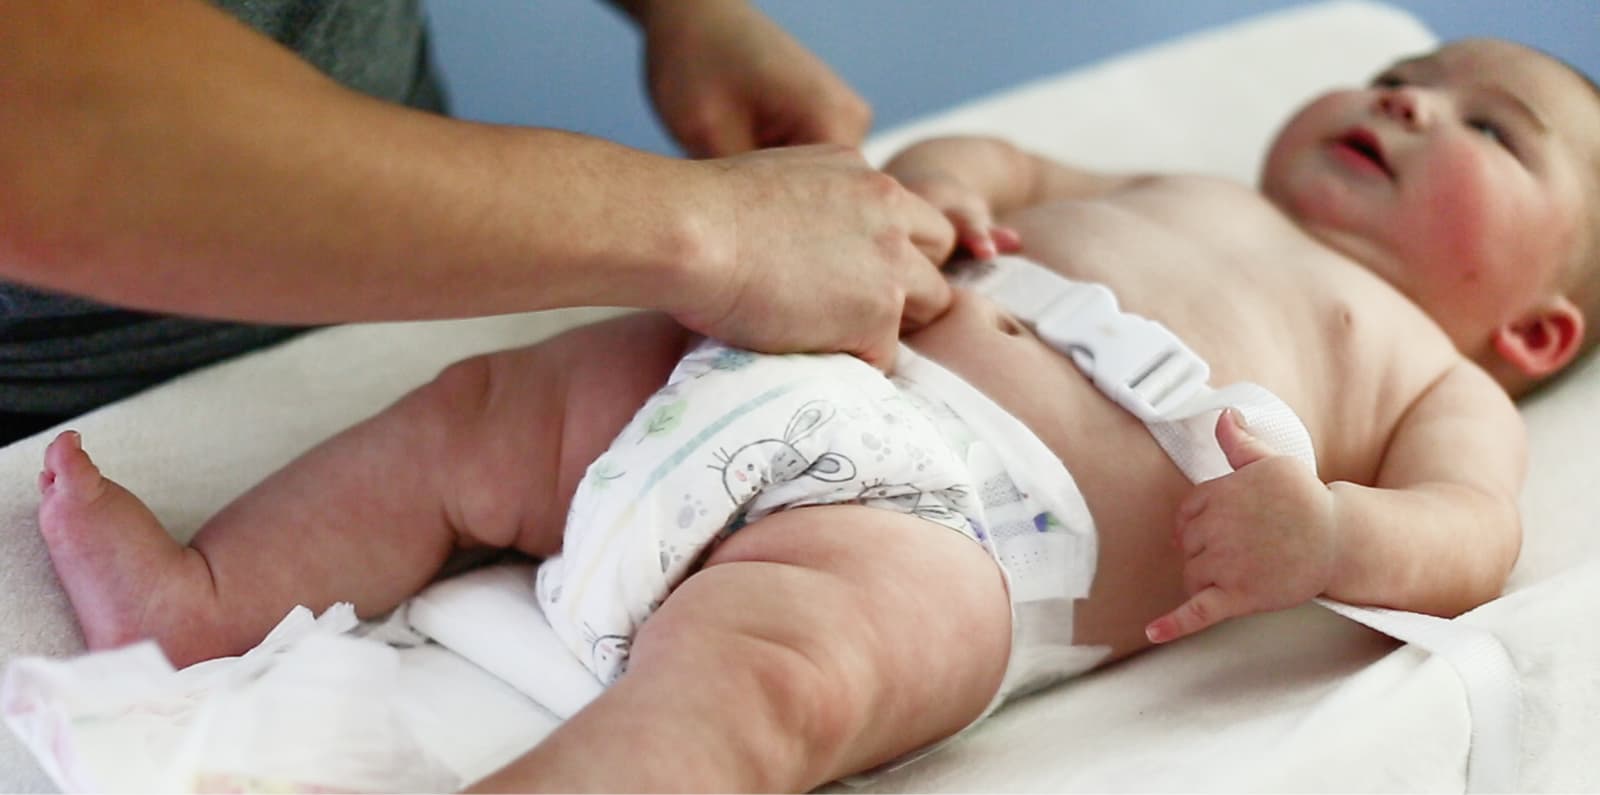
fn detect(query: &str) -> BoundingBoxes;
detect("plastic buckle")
[1032,283,1210,422]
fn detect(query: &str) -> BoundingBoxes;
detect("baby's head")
[1260,38,1600,397]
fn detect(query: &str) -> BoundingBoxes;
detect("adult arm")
[1150,361,1524,642]
[0,1,951,365]
[607,0,871,155]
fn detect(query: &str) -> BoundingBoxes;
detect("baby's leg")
[37,313,692,667]
[469,504,1013,793]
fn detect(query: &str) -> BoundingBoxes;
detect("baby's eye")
[1467,117,1511,149]
[1371,73,1406,88]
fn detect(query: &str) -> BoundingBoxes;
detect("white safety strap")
[1316,599,1520,792]
[956,255,1521,792]
[949,258,1318,479]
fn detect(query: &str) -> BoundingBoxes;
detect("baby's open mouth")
[1333,129,1393,178]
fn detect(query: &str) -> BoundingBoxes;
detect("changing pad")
[4,2,1600,791]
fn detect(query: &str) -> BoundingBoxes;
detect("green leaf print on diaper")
[588,457,625,488]
[640,399,688,442]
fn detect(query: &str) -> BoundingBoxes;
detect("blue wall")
[423,1,1598,156]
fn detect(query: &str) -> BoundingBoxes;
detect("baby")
[34,38,1600,792]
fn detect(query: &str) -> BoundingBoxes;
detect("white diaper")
[536,338,1108,705]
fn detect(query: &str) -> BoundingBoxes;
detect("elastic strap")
[1316,599,1520,792]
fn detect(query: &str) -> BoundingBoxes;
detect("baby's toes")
[41,431,106,502]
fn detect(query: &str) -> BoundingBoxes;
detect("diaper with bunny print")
[536,338,1107,702]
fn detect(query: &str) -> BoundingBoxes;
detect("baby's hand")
[894,170,1021,260]
[1146,410,1337,644]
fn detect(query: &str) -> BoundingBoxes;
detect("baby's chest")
[1006,181,1307,293]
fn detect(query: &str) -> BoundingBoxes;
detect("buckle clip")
[1032,283,1210,422]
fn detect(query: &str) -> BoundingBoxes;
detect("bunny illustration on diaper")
[711,399,858,506]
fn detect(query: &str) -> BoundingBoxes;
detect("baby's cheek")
[1413,146,1504,277]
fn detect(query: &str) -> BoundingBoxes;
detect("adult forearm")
[1325,480,1520,616]
[0,1,719,323]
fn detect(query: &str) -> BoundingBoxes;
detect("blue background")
[422,1,1597,156]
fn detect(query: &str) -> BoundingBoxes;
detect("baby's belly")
[905,289,1191,658]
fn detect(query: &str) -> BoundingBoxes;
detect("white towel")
[0,605,459,793]
[406,563,603,719]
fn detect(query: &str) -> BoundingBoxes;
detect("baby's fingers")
[945,210,999,259]
[1145,586,1244,644]
[961,223,1025,259]
[930,196,999,259]
[991,225,1023,254]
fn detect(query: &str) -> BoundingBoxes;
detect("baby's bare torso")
[903,175,1464,657]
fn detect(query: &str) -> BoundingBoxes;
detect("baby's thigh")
[440,312,693,551]
[692,505,1012,759]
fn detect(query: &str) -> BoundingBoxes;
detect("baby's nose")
[1375,88,1426,129]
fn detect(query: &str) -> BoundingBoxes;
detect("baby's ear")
[1490,295,1586,378]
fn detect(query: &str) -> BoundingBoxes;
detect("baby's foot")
[37,432,205,657]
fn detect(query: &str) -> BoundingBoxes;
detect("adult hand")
[1146,410,1338,644]
[672,144,956,370]
[632,0,871,156]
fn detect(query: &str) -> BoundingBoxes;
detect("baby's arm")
[1319,361,1524,613]
[1148,361,1523,642]
[883,136,1140,257]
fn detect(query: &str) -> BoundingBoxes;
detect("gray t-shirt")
[0,0,447,423]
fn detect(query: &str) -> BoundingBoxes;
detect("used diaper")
[536,338,1108,704]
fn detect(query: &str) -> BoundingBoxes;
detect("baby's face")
[1260,39,1600,354]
